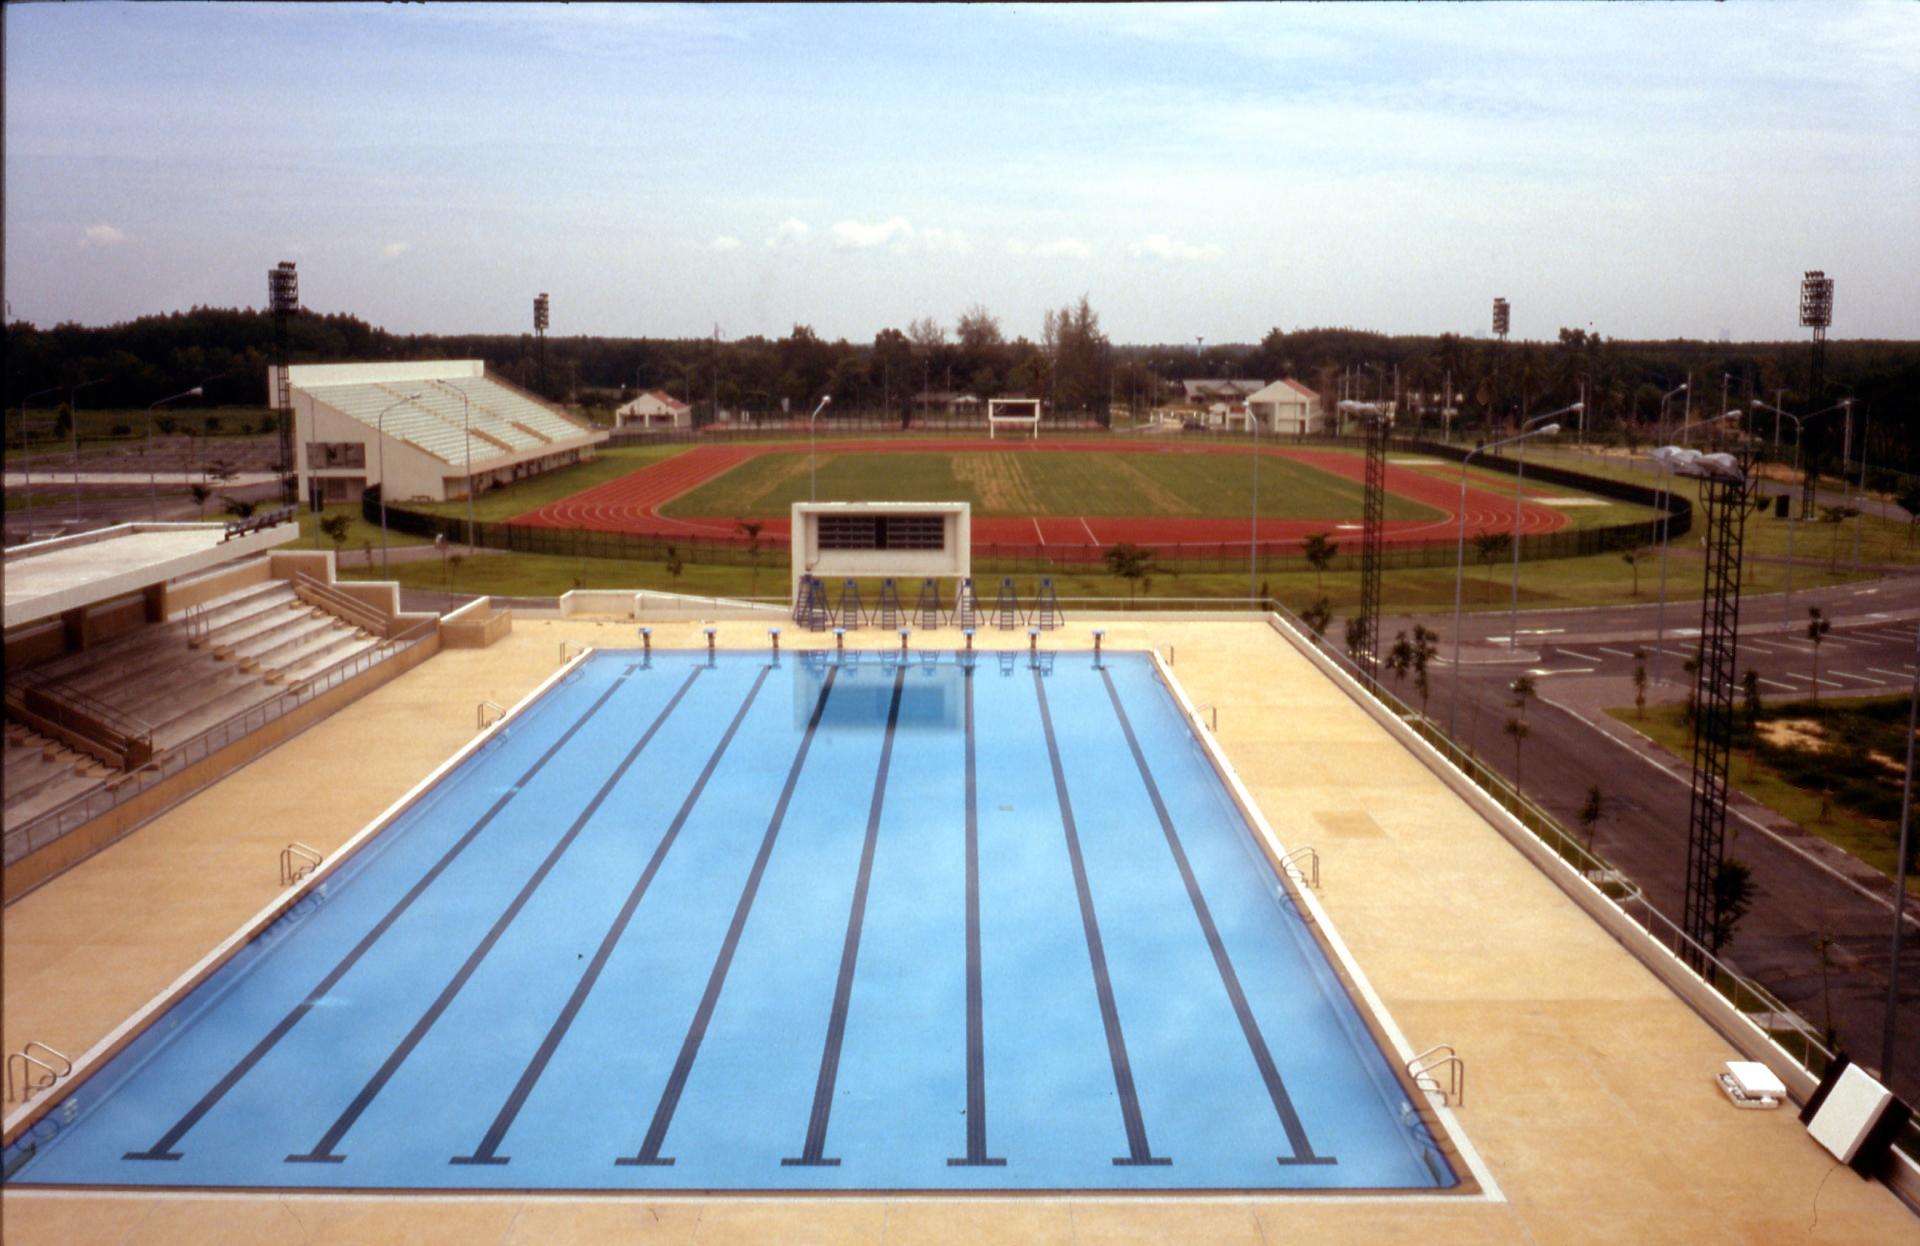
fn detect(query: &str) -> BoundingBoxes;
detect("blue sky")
[6,2,1917,344]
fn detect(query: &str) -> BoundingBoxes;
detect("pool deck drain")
[5,619,1916,1243]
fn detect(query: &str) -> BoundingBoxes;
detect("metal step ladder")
[836,578,865,630]
[951,577,980,630]
[993,577,1023,630]
[874,578,904,630]
[1032,577,1062,630]
[914,578,943,630]
[794,575,831,631]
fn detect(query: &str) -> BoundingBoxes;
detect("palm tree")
[1741,669,1763,777]
[1504,717,1531,785]
[1620,545,1650,596]
[1300,596,1332,644]
[1632,649,1649,720]
[1710,859,1756,953]
[1578,784,1603,853]
[1806,606,1831,702]
[737,519,765,597]
[1474,531,1511,598]
[1104,543,1156,606]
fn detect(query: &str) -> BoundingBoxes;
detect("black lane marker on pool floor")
[949,662,1006,1168]
[452,665,772,1166]
[783,666,906,1167]
[286,666,701,1165]
[124,664,641,1164]
[1032,669,1170,1168]
[616,666,839,1167]
[1098,669,1337,1168]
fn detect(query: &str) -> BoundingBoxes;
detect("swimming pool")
[4,648,1457,1192]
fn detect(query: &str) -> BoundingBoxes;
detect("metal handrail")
[1279,845,1320,890]
[1408,1045,1465,1106]
[279,841,322,887]
[5,1042,71,1104]
[5,617,438,868]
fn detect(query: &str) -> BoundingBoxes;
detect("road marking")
[1526,667,1596,678]
[1596,646,1639,659]
[1556,649,1603,662]
[1538,693,1920,930]
[1827,670,1884,685]
[1755,677,1796,692]
[1868,668,1915,681]
[1742,639,1792,653]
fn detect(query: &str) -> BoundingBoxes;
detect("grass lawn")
[661,449,1445,522]
[1607,697,1919,893]
[8,407,283,449]
[293,504,434,559]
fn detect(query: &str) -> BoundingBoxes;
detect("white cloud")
[1128,233,1221,262]
[831,216,915,251]
[381,241,411,259]
[1008,236,1093,259]
[706,235,742,253]
[765,217,810,248]
[80,224,127,247]
[830,217,970,254]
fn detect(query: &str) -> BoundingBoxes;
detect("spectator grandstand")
[274,360,606,506]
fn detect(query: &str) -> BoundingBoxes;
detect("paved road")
[1372,587,1920,1103]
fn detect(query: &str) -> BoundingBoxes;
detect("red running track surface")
[510,440,1570,560]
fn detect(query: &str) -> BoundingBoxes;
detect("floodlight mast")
[269,261,300,506]
[808,394,832,503]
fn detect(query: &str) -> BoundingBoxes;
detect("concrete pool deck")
[4,618,1916,1243]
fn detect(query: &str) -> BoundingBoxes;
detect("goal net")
[987,398,1042,440]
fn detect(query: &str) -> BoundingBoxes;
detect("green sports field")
[659,449,1445,521]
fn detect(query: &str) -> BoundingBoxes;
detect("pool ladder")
[6,1041,72,1104]
[477,698,507,729]
[280,841,323,887]
[1280,845,1320,890]
[1408,1044,1465,1106]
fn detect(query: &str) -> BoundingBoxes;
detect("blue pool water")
[4,650,1455,1191]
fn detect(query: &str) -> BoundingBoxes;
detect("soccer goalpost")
[987,397,1042,440]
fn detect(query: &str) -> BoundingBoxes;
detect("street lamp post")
[458,385,476,550]
[1655,381,1688,466]
[68,378,109,524]
[1249,403,1260,604]
[1507,403,1582,651]
[1752,398,1850,628]
[16,385,61,536]
[1450,423,1561,742]
[146,387,204,521]
[376,392,424,577]
[808,394,833,502]
[1884,619,1918,1082]
[1646,411,1741,683]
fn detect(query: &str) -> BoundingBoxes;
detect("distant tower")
[533,291,551,397]
[1798,271,1834,518]
[268,261,300,506]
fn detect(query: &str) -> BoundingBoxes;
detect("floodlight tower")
[533,292,551,397]
[1798,271,1833,519]
[268,261,300,505]
[1492,297,1511,428]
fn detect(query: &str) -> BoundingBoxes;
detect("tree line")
[6,305,1916,474]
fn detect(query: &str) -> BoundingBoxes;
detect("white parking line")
[1596,646,1638,659]
[1755,677,1796,692]
[1868,668,1915,681]
[1827,670,1884,685]
[1556,649,1603,662]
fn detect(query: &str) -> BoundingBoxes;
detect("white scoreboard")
[790,502,971,602]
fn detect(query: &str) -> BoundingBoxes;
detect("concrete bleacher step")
[233,615,347,672]
[153,679,290,750]
[270,633,379,685]
[211,603,317,660]
[3,769,105,825]
[120,664,255,730]
[97,647,241,715]
[190,583,300,645]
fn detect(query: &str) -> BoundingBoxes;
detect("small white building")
[273,360,607,507]
[1246,379,1326,435]
[615,390,692,430]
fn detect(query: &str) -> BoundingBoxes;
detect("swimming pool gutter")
[1147,649,1502,1203]
[0,646,602,1150]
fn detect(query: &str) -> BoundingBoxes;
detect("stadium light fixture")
[1449,422,1559,742]
[1644,410,1745,673]
[808,394,833,503]
[376,392,425,577]
[146,386,204,522]
[1504,405,1580,651]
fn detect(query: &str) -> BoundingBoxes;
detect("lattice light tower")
[268,261,300,505]
[533,291,551,398]
[1798,271,1834,519]
[1492,297,1511,426]
[1667,443,1755,967]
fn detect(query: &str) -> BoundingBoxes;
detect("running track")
[511,440,1570,560]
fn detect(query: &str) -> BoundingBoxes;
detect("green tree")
[1301,531,1338,594]
[1806,606,1831,702]
[221,496,256,520]
[1578,784,1603,853]
[1473,530,1511,596]
[1103,543,1156,605]
[1408,624,1440,720]
[737,519,765,597]
[1344,613,1371,667]
[1619,545,1651,596]
[664,545,685,592]
[1741,668,1764,777]
[1300,596,1333,643]
[1818,504,1857,568]
[1632,649,1649,720]
[1897,483,1920,546]
[1709,858,1756,954]
[318,512,353,560]
[189,482,213,518]
[1504,717,1532,785]
[1043,294,1112,420]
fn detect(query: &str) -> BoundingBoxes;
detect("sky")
[5,2,1918,345]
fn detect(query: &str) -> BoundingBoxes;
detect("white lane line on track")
[1032,517,1047,546]
[1080,517,1098,544]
